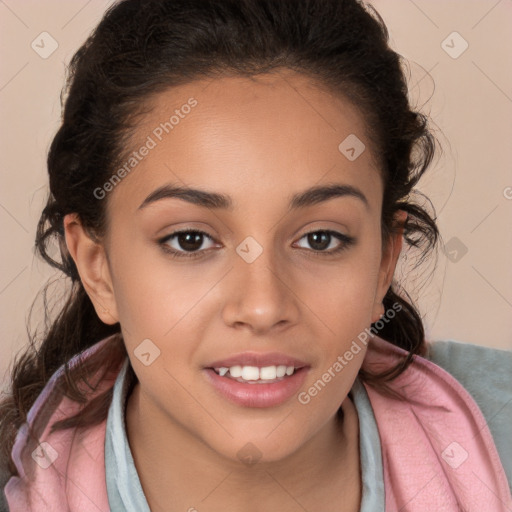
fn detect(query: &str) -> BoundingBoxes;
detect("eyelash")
[158,229,356,260]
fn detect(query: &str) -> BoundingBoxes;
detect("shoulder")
[426,340,512,401]
[426,339,512,489]
[4,335,123,511]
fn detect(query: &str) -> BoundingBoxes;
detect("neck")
[125,383,361,512]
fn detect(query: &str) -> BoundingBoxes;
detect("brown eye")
[295,230,355,254]
[159,230,216,259]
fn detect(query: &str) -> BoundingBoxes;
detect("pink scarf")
[362,337,512,511]
[5,334,512,511]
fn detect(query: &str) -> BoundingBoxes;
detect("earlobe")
[371,302,385,324]
[63,213,119,325]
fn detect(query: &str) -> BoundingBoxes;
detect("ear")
[63,213,119,325]
[371,210,407,323]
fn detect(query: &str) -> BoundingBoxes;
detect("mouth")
[202,353,310,408]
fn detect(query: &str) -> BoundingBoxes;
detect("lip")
[203,366,310,408]
[205,351,308,369]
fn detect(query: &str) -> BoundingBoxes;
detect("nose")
[221,243,300,335]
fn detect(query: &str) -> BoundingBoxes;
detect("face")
[66,69,402,464]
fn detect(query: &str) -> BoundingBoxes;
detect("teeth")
[260,366,277,379]
[229,365,243,378]
[241,366,260,381]
[276,365,287,378]
[213,365,297,381]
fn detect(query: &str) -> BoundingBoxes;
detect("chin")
[203,427,309,467]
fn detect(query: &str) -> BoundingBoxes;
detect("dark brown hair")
[0,0,440,477]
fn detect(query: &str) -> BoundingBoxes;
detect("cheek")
[303,251,382,332]
[109,219,382,348]
[296,249,382,397]
[108,232,208,334]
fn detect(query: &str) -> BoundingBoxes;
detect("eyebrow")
[138,182,369,211]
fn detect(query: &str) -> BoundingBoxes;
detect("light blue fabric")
[105,358,151,512]
[104,340,512,510]
[350,377,385,512]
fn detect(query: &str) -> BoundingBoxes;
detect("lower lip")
[203,367,309,408]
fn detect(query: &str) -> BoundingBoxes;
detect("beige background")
[1,0,511,391]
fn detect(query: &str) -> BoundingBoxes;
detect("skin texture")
[64,69,405,511]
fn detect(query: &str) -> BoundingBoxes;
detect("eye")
[159,229,217,259]
[294,230,355,255]
[158,228,356,260]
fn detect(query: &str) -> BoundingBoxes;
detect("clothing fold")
[4,334,512,511]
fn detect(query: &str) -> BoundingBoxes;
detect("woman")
[1,0,511,510]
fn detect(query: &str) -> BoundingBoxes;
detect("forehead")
[108,70,382,216]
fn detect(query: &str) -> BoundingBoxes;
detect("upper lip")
[205,352,309,369]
